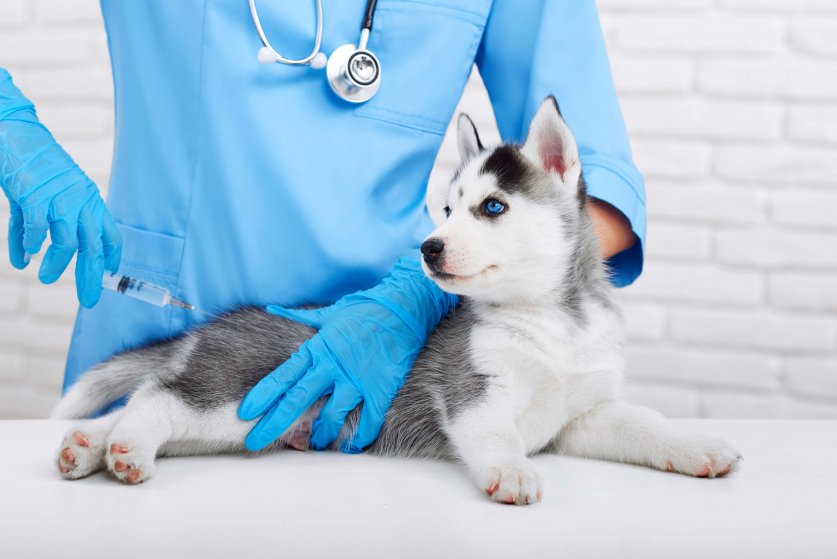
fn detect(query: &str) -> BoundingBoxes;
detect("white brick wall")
[1,0,836,419]
[597,0,837,418]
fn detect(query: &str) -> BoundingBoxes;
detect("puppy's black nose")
[421,238,445,265]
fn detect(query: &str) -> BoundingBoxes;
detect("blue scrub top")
[64,0,646,389]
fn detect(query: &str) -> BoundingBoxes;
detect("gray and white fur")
[53,98,740,504]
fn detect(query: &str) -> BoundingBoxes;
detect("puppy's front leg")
[446,391,543,505]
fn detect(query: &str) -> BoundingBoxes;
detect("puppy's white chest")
[472,315,570,398]
[471,311,577,379]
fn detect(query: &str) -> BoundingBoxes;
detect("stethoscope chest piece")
[250,0,382,103]
[326,44,381,103]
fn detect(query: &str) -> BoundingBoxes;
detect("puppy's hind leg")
[57,409,123,480]
[104,384,181,484]
[554,401,741,478]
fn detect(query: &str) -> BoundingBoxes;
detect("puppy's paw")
[56,430,106,480]
[662,432,742,478]
[105,440,156,484]
[480,459,543,505]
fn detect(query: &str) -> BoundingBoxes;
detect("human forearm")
[587,197,637,259]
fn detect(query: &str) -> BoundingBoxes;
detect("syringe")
[101,272,195,310]
[23,250,196,310]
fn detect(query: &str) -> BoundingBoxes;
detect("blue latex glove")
[0,68,121,308]
[239,257,458,453]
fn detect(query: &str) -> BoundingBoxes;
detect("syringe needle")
[169,298,195,311]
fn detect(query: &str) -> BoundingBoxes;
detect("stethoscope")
[249,0,382,104]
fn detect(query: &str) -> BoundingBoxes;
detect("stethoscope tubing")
[248,0,324,66]
[361,0,378,32]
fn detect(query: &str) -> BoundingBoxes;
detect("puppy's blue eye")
[444,206,451,218]
[483,199,506,216]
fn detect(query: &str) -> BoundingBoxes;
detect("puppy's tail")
[50,339,182,419]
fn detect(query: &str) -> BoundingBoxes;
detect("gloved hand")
[0,68,121,308]
[238,257,458,453]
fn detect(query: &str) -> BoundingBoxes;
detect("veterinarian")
[0,1,644,452]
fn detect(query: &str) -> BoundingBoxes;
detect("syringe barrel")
[102,273,172,307]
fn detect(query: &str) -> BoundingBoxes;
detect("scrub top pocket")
[112,222,185,294]
[354,0,490,135]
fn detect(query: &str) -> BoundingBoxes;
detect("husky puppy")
[53,98,740,504]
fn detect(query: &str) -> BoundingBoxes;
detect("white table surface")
[1,419,835,559]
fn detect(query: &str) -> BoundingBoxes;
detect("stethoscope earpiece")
[309,52,328,70]
[250,0,381,103]
[257,46,277,65]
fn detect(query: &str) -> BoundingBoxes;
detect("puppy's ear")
[521,96,580,185]
[457,113,483,162]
